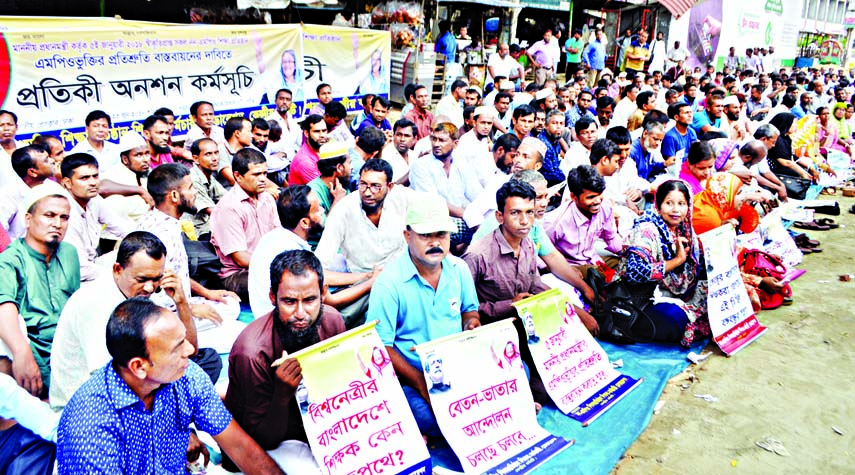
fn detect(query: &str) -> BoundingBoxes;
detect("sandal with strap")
[815,218,839,229]
[794,221,830,231]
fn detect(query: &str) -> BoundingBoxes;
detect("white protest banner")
[512,288,642,426]
[290,322,431,475]
[0,19,389,145]
[301,24,391,114]
[698,224,768,356]
[414,320,573,475]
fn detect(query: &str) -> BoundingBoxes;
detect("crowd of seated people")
[0,43,853,473]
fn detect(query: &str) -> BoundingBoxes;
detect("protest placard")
[290,322,431,475]
[414,320,573,475]
[737,210,803,268]
[512,288,642,426]
[699,224,768,356]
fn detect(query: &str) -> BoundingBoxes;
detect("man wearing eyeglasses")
[315,158,423,329]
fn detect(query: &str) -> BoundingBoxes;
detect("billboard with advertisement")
[670,0,802,69]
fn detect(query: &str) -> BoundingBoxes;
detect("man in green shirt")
[0,187,80,396]
[564,29,584,79]
[307,141,352,214]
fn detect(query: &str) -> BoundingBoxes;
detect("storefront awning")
[437,0,524,10]
[516,0,570,11]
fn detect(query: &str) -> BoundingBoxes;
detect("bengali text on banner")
[414,320,573,475]
[699,224,768,356]
[512,288,642,426]
[289,322,431,475]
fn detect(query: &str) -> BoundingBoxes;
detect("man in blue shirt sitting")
[662,102,698,165]
[57,297,283,475]
[690,92,724,136]
[630,121,668,182]
[369,197,481,438]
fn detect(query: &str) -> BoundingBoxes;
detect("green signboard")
[519,0,570,11]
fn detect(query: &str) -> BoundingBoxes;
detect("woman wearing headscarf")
[767,112,817,181]
[619,180,709,347]
[830,102,855,159]
[692,172,761,235]
[678,141,716,195]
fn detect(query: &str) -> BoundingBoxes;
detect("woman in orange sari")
[692,172,761,235]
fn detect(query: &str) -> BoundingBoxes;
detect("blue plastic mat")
[429,339,707,475]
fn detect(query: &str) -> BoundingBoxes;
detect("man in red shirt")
[288,115,329,186]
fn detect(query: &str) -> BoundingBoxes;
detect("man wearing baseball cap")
[369,196,480,438]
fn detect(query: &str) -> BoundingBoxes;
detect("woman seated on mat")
[618,180,710,347]
[678,141,717,195]
[692,172,762,235]
[830,102,855,159]
[767,112,818,182]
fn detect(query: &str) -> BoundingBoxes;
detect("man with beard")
[61,153,134,283]
[307,142,352,214]
[380,119,417,184]
[455,106,498,187]
[251,119,271,153]
[137,163,236,329]
[211,149,278,302]
[538,109,568,186]
[249,186,377,320]
[266,89,303,162]
[69,110,120,170]
[630,121,668,182]
[218,117,254,188]
[50,231,198,408]
[662,102,698,165]
[532,109,547,138]
[720,95,751,142]
[152,107,193,164]
[355,96,393,137]
[410,123,482,250]
[369,198,480,438]
[316,159,419,328]
[142,115,174,168]
[0,188,78,396]
[288,115,328,186]
[102,132,153,240]
[463,136,541,229]
[226,250,345,474]
[188,138,225,240]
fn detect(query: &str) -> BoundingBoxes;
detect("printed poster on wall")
[513,288,642,426]
[301,24,391,114]
[289,322,431,475]
[699,224,768,356]
[414,320,573,475]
